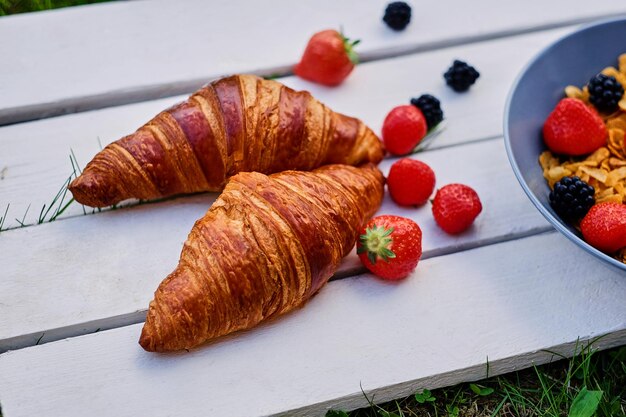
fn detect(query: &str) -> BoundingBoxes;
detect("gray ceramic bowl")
[504,18,626,273]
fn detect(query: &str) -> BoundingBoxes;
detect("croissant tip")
[67,176,88,204]
[140,299,176,352]
[68,171,118,208]
[138,301,161,351]
[138,325,156,352]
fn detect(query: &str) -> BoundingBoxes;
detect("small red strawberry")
[387,158,436,206]
[543,98,607,156]
[294,29,359,87]
[382,105,428,155]
[580,202,626,253]
[432,184,482,234]
[357,215,422,280]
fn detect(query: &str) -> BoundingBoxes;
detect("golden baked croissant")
[69,74,384,207]
[139,163,384,352]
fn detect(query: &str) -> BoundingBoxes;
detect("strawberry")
[432,184,482,234]
[543,98,607,156]
[294,29,359,87]
[357,215,422,280]
[387,158,436,206]
[382,105,428,155]
[580,202,626,253]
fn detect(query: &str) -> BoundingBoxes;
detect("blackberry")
[549,176,595,221]
[444,60,480,92]
[383,2,411,31]
[588,73,624,113]
[410,94,443,129]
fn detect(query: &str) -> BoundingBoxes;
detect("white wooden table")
[1,1,626,416]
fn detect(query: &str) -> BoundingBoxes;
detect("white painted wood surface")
[0,27,569,231]
[1,0,625,124]
[2,3,626,416]
[1,232,625,417]
[0,138,552,352]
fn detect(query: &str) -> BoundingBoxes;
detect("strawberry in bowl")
[504,18,626,271]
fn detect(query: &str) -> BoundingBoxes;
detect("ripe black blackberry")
[383,2,411,31]
[588,73,624,113]
[410,94,443,129]
[549,176,595,221]
[444,60,480,92]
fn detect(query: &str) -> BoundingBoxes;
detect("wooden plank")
[1,232,624,417]
[0,27,570,231]
[0,194,215,352]
[0,96,182,230]
[0,138,552,352]
[1,1,624,124]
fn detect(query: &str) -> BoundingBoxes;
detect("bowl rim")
[503,16,626,272]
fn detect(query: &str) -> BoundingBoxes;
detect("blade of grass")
[50,198,75,221]
[489,397,507,417]
[69,148,82,175]
[51,173,73,221]
[14,203,31,227]
[38,175,72,223]
[37,203,47,225]
[0,203,9,231]
[535,366,561,415]
[36,150,80,224]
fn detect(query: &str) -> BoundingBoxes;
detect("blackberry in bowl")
[503,17,626,272]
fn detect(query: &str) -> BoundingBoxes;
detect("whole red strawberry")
[543,98,607,156]
[580,202,626,253]
[357,215,422,280]
[387,158,436,206]
[432,184,482,234]
[382,105,428,155]
[294,29,359,87]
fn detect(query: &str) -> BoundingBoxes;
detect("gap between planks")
[0,138,552,352]
[1,231,625,417]
[0,133,500,236]
[0,26,575,232]
[1,7,625,126]
[2,230,556,354]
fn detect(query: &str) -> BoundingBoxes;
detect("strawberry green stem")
[340,30,360,65]
[357,224,396,264]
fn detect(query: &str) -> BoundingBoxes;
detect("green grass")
[328,343,626,417]
[0,151,84,234]
[0,0,111,16]
[0,204,9,232]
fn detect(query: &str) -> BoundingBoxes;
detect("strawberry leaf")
[340,30,360,65]
[381,247,396,260]
[360,224,396,265]
[367,251,378,265]
[411,120,446,154]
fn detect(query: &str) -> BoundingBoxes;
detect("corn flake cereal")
[539,53,626,263]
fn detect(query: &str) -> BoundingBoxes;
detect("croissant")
[139,163,384,352]
[69,74,384,207]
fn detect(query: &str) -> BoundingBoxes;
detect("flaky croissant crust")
[139,164,384,352]
[69,74,383,207]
